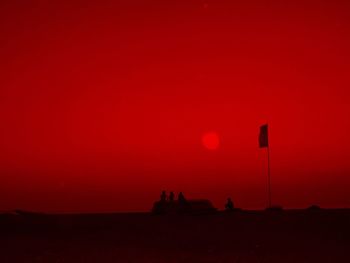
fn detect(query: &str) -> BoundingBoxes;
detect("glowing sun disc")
[202,132,220,150]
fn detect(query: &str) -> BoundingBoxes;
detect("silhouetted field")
[1,209,350,262]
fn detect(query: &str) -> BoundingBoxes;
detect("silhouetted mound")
[14,209,46,216]
[265,206,284,212]
[307,204,322,211]
[224,207,242,212]
[188,200,217,214]
[152,199,217,215]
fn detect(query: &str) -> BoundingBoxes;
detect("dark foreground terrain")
[1,209,350,262]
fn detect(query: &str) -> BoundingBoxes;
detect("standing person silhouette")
[177,192,190,213]
[178,192,187,204]
[225,197,234,211]
[160,191,167,202]
[169,191,175,202]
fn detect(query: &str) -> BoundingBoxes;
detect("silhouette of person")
[160,191,167,202]
[178,192,187,204]
[169,191,175,202]
[225,197,234,211]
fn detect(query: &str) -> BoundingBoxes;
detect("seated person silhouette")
[225,197,234,211]
[160,190,167,202]
[169,191,175,202]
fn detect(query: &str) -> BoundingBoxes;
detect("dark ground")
[1,209,350,262]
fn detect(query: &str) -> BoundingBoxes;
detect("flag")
[259,124,269,148]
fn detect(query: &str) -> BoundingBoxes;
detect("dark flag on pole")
[259,123,271,208]
[259,124,269,148]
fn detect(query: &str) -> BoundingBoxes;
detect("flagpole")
[259,123,272,208]
[267,144,272,208]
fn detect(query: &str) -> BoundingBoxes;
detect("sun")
[202,132,220,150]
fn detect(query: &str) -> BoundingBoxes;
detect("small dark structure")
[225,198,234,211]
[152,199,217,215]
[265,205,284,212]
[307,204,322,211]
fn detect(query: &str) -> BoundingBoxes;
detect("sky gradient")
[1,0,350,212]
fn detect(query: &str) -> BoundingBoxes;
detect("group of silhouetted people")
[160,191,235,211]
[160,191,187,204]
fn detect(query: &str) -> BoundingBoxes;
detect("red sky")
[1,0,350,212]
